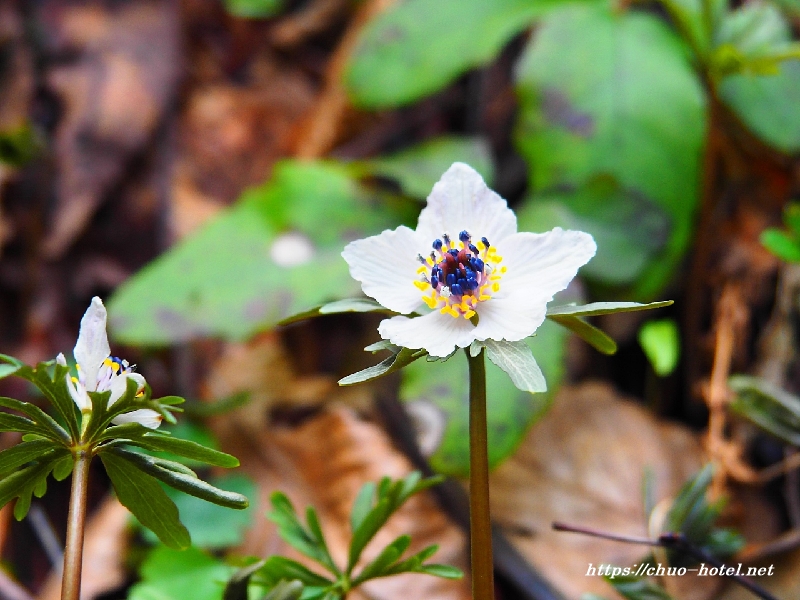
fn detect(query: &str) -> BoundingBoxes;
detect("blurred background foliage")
[2,0,800,598]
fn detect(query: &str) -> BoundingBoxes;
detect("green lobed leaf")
[127,432,241,468]
[279,298,395,327]
[481,339,547,393]
[350,481,377,534]
[105,447,248,509]
[515,4,705,298]
[21,363,81,440]
[339,346,427,386]
[350,136,494,199]
[253,556,333,588]
[401,318,567,476]
[413,564,463,579]
[761,228,800,262]
[306,507,340,576]
[0,452,67,519]
[0,440,60,476]
[729,375,800,446]
[100,451,191,549]
[0,397,71,444]
[638,319,681,377]
[108,160,408,345]
[129,546,234,600]
[347,498,393,573]
[268,492,331,566]
[345,0,550,108]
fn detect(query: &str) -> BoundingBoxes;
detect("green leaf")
[345,0,548,108]
[517,180,672,285]
[547,314,617,355]
[0,452,67,519]
[720,60,800,153]
[401,318,567,476]
[350,481,376,534]
[638,319,680,377]
[105,447,248,509]
[100,451,191,549]
[18,363,81,440]
[0,397,71,444]
[352,535,411,584]
[224,0,285,18]
[253,556,333,588]
[279,298,395,327]
[262,580,305,600]
[413,564,463,579]
[350,136,494,198]
[139,474,256,549]
[761,228,800,262]
[348,498,393,572]
[306,507,340,576]
[546,301,673,317]
[339,347,427,386]
[0,122,41,168]
[604,574,674,600]
[127,432,240,468]
[268,492,331,566]
[108,160,407,345]
[482,340,547,393]
[515,4,705,298]
[729,375,800,446]
[0,440,60,476]
[129,546,234,600]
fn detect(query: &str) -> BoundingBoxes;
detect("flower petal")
[495,229,596,305]
[108,372,146,407]
[415,163,517,244]
[342,226,425,314]
[378,311,477,358]
[66,374,91,412]
[73,297,111,392]
[472,296,547,344]
[112,409,162,429]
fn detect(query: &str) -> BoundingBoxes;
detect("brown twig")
[553,522,780,600]
[291,0,397,159]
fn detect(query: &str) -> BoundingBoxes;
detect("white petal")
[495,229,596,305]
[108,372,146,407]
[56,353,67,366]
[73,297,110,392]
[342,226,426,314]
[378,311,477,358]
[112,409,162,429]
[472,296,547,343]
[415,163,517,244]
[65,374,92,412]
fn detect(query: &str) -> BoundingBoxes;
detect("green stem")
[61,451,90,600]
[466,348,494,600]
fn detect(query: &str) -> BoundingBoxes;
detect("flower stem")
[61,451,90,600]
[466,348,494,600]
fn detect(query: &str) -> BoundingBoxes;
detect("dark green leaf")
[105,447,248,509]
[129,433,240,468]
[345,0,552,107]
[351,535,411,584]
[515,4,705,298]
[547,314,617,355]
[254,556,333,588]
[347,498,393,573]
[0,440,59,476]
[100,451,191,549]
[279,298,395,327]
[0,397,71,444]
[262,580,304,600]
[350,481,376,534]
[339,347,427,386]
[224,0,284,18]
[224,560,266,600]
[306,507,339,576]
[350,136,494,198]
[268,492,329,565]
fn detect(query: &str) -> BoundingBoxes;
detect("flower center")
[414,230,505,320]
[74,356,134,392]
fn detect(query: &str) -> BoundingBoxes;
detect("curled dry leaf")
[490,382,707,600]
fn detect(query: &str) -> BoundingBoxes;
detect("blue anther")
[459,230,470,242]
[446,273,456,287]
[457,277,468,288]
[417,254,427,264]
[481,237,490,248]
[443,233,451,245]
[474,258,485,271]
[451,283,463,296]
[468,243,479,254]
[433,239,443,250]
[468,277,479,289]
[430,276,439,288]
[449,249,459,257]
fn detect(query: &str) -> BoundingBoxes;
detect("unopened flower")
[61,297,162,429]
[342,163,597,358]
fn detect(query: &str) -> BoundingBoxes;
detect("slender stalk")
[61,451,90,600]
[466,348,494,600]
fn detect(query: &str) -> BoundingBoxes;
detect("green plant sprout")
[224,472,462,600]
[0,297,248,600]
[284,163,671,600]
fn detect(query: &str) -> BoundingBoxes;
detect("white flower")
[64,297,162,429]
[342,163,597,358]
